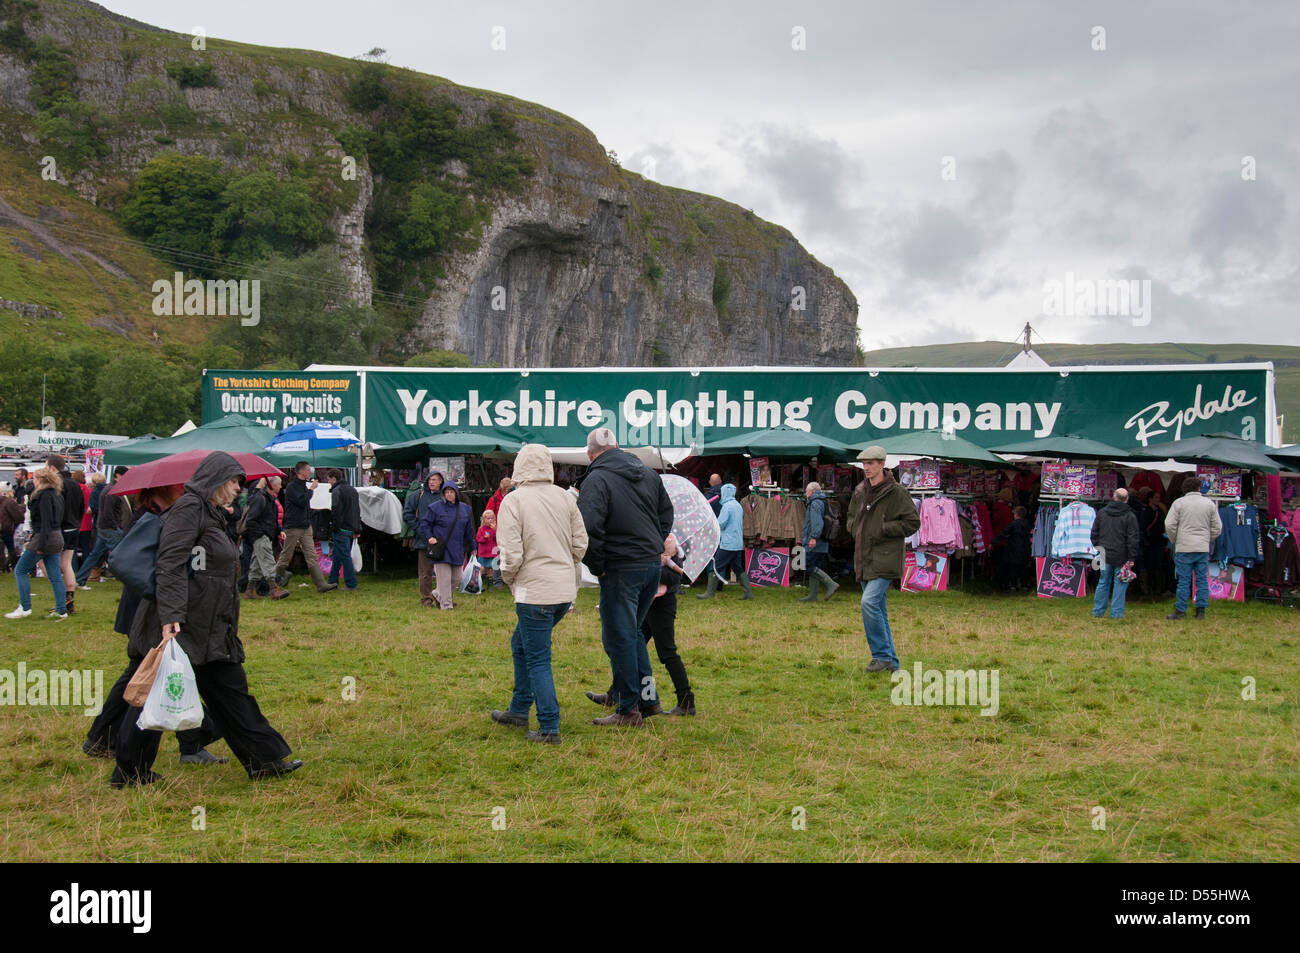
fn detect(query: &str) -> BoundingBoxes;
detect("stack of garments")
[1214,502,1262,569]
[1032,506,1058,558]
[1251,522,1299,589]
[918,495,963,549]
[1050,501,1098,558]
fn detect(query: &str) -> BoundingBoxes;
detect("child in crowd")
[476,509,503,589]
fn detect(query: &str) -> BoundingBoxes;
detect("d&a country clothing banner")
[201,365,1277,451]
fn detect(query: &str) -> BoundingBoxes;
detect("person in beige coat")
[489,444,588,743]
[1164,475,1224,620]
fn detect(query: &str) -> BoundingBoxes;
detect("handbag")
[124,635,168,707]
[108,512,162,596]
[427,508,460,561]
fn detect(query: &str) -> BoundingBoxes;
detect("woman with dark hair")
[111,452,301,787]
[5,466,67,620]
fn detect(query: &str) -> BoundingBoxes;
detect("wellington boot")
[696,572,719,599]
[816,568,840,601]
[799,575,821,602]
[738,572,754,600]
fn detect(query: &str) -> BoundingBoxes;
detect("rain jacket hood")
[720,483,737,504]
[184,451,244,504]
[513,444,553,484]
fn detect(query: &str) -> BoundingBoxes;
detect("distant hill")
[859,341,1300,444]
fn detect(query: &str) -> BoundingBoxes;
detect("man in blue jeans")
[846,446,920,673]
[325,469,361,591]
[1090,487,1141,619]
[1164,475,1222,620]
[577,428,675,726]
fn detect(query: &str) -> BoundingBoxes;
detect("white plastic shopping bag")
[137,637,203,731]
[460,554,483,595]
[352,539,364,572]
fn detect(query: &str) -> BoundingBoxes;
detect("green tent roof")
[104,415,356,468]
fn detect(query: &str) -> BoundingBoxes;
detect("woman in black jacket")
[244,477,288,600]
[83,483,227,766]
[111,452,301,787]
[5,467,67,619]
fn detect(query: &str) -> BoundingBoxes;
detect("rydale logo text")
[50,883,151,933]
[1124,384,1257,445]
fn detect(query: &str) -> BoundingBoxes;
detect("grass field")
[0,569,1295,862]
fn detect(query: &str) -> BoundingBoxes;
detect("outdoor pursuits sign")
[203,364,1278,452]
[201,370,361,433]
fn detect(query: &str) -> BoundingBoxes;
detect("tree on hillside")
[95,351,197,436]
[120,153,228,275]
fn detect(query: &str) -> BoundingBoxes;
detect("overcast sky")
[108,0,1300,351]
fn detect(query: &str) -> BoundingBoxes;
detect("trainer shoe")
[4,606,32,619]
[47,610,68,620]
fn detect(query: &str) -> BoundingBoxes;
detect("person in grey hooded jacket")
[111,451,301,787]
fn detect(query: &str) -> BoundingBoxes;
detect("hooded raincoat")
[497,444,588,605]
[418,481,476,565]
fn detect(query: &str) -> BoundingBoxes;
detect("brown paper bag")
[124,637,169,707]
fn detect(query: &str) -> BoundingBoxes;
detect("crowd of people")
[0,438,1244,782]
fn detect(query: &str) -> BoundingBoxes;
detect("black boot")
[667,691,696,716]
[1166,609,1186,620]
[1194,607,1205,620]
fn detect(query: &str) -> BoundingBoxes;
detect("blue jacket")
[802,491,829,553]
[417,481,476,565]
[717,484,743,551]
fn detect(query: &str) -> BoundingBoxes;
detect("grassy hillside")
[861,342,1300,444]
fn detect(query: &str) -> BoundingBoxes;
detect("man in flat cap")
[846,446,920,672]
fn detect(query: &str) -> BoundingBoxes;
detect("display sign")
[14,429,129,450]
[898,459,941,489]
[1036,556,1087,598]
[902,550,950,592]
[202,370,361,433]
[1197,465,1244,498]
[350,365,1274,450]
[745,546,790,587]
[1191,564,1246,602]
[1042,462,1097,497]
[750,457,771,487]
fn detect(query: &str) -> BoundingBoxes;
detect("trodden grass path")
[0,570,1295,861]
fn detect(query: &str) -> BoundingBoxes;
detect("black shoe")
[666,691,696,716]
[83,739,113,759]
[490,709,529,727]
[585,691,615,707]
[865,659,897,673]
[180,748,229,765]
[1166,610,1187,620]
[1194,607,1205,620]
[525,730,560,744]
[248,758,303,780]
[110,768,162,789]
[639,701,665,717]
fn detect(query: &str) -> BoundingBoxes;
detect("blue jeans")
[74,528,122,585]
[597,562,662,713]
[328,530,358,589]
[1092,565,1129,618]
[14,549,67,614]
[507,603,568,734]
[860,577,898,669]
[1174,551,1209,612]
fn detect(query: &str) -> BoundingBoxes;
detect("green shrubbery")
[165,61,219,89]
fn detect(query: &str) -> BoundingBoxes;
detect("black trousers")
[87,657,219,756]
[608,593,691,700]
[113,659,291,781]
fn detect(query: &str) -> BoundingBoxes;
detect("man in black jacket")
[274,461,335,593]
[245,476,289,600]
[326,469,361,591]
[577,428,674,726]
[47,455,84,614]
[1091,488,1141,619]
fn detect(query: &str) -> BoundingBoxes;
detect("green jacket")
[847,475,920,581]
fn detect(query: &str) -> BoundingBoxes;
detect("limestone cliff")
[0,0,858,367]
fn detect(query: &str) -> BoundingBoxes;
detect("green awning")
[104,415,356,468]
[1128,432,1281,474]
[861,429,1008,468]
[697,425,856,462]
[371,430,524,466]
[992,435,1135,460]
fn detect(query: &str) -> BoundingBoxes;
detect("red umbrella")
[109,450,285,496]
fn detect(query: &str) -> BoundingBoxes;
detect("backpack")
[108,503,208,597]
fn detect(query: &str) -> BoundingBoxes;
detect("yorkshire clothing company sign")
[358,365,1275,450]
